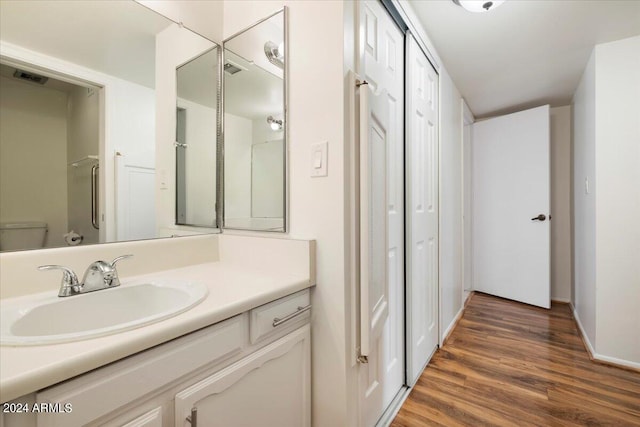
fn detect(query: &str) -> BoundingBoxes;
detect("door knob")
[531,214,546,221]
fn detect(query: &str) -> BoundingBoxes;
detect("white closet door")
[405,33,439,386]
[472,105,550,308]
[358,1,405,426]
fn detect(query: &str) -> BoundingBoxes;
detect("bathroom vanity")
[0,1,303,424]
[0,234,315,427]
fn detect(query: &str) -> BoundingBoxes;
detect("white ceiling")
[408,0,640,118]
[0,0,172,88]
[224,51,284,120]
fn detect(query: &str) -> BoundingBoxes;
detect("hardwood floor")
[391,292,640,426]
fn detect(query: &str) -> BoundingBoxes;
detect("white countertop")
[0,261,313,402]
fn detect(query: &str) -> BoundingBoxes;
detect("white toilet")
[0,222,48,251]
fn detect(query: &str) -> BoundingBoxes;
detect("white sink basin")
[1,281,208,346]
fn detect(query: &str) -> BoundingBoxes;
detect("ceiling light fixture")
[267,116,283,131]
[264,41,285,69]
[453,0,506,13]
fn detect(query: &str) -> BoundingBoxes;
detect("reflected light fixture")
[453,0,506,13]
[267,116,283,131]
[264,41,285,69]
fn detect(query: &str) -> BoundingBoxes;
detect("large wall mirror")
[223,9,287,232]
[0,0,219,252]
[175,46,219,228]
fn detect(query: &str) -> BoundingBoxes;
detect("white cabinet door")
[175,325,310,427]
[117,407,163,427]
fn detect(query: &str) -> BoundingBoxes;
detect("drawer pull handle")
[273,304,311,327]
[187,407,197,426]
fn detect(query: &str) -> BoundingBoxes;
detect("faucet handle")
[110,254,133,268]
[38,265,81,296]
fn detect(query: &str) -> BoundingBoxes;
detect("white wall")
[67,85,99,245]
[251,117,284,219]
[137,0,223,43]
[439,69,464,341]
[176,97,217,227]
[251,139,284,218]
[573,56,596,347]
[0,76,68,248]
[572,35,640,367]
[549,106,572,302]
[223,3,349,427]
[593,36,640,365]
[224,113,253,223]
[462,101,473,296]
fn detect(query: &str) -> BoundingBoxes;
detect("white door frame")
[462,99,474,303]
[0,42,117,242]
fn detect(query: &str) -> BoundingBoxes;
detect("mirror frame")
[220,7,288,233]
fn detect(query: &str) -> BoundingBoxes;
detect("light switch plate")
[311,141,328,177]
[160,170,169,190]
[584,177,590,194]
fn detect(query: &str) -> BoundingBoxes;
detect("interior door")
[472,105,550,308]
[115,151,156,241]
[358,1,405,425]
[405,32,439,386]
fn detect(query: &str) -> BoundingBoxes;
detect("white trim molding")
[441,305,464,344]
[571,304,640,371]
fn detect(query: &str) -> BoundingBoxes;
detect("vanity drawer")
[250,289,311,344]
[35,315,246,427]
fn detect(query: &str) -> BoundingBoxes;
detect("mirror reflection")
[0,0,218,251]
[176,47,219,228]
[224,10,286,232]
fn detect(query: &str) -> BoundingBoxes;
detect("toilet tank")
[0,222,48,251]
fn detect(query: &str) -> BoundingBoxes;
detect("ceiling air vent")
[13,69,49,85]
[224,62,243,75]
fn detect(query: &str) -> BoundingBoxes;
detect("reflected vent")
[224,62,242,75]
[13,69,49,85]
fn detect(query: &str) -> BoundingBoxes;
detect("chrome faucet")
[38,255,133,297]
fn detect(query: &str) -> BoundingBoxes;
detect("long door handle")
[353,75,371,363]
[357,75,371,363]
[91,164,99,229]
[531,214,546,221]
